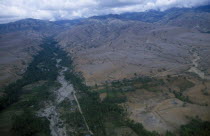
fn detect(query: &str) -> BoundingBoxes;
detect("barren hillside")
[0,31,42,87]
[0,5,210,135]
[57,18,210,85]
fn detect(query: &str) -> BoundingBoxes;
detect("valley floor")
[0,38,210,136]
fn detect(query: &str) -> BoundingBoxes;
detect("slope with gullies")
[56,14,210,85]
[0,6,210,135]
[55,7,210,134]
[0,18,74,88]
[0,31,42,87]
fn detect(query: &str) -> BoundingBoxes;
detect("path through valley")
[38,59,92,136]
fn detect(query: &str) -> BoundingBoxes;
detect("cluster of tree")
[103,95,127,103]
[6,37,207,136]
[63,55,210,136]
[180,118,210,136]
[63,110,85,131]
[126,120,159,136]
[63,57,161,136]
[23,41,59,82]
[173,91,191,103]
[110,76,154,87]
[7,38,74,136]
[16,81,58,110]
[12,109,50,136]
[9,38,83,136]
[0,38,60,110]
[0,38,67,136]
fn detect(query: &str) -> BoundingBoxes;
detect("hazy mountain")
[90,5,210,22]
[90,5,210,32]
[0,18,83,35]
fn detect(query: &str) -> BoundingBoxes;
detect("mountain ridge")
[1,5,210,34]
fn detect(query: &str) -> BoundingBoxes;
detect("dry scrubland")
[125,76,210,134]
[92,74,210,134]
[57,19,210,86]
[56,14,210,134]
[0,31,42,87]
[0,6,210,135]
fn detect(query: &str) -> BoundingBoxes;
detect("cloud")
[0,0,209,23]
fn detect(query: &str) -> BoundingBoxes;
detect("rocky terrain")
[0,18,78,88]
[0,5,210,135]
[57,19,210,86]
[55,6,210,134]
[124,75,210,134]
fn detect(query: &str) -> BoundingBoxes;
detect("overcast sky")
[0,0,209,24]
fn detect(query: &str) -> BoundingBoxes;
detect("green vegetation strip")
[64,56,210,136]
[0,37,209,136]
[64,58,160,136]
[0,38,64,136]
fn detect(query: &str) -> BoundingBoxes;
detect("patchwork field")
[95,75,210,134]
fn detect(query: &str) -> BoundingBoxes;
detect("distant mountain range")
[0,4,210,87]
[90,5,210,22]
[0,5,209,34]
